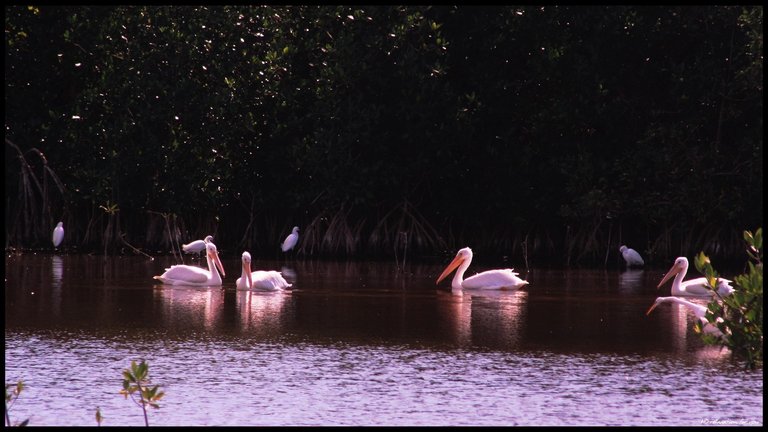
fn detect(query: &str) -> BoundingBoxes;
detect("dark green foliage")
[695,229,763,369]
[5,6,762,264]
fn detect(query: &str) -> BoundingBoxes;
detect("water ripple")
[4,333,763,426]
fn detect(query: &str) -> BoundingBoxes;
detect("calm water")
[4,253,763,426]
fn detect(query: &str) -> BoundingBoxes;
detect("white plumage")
[281,226,300,252]
[436,247,529,291]
[52,222,64,248]
[619,245,644,267]
[646,296,725,338]
[182,235,214,255]
[154,241,226,286]
[236,251,292,291]
[657,256,734,297]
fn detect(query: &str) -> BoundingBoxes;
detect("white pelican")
[236,251,292,291]
[619,245,644,267]
[646,296,725,338]
[657,256,734,297]
[436,247,529,290]
[154,241,226,286]
[52,222,64,247]
[182,235,214,255]
[281,226,299,252]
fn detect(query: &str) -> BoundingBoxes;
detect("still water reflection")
[4,254,763,426]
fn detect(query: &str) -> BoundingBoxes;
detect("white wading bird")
[619,245,644,267]
[657,256,734,297]
[236,251,292,291]
[52,222,64,248]
[182,235,214,256]
[281,226,300,252]
[646,296,725,338]
[436,247,529,291]
[154,241,226,286]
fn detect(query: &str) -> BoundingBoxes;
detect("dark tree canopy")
[5,5,763,266]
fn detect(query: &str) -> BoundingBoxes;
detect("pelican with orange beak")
[436,247,528,291]
[646,296,725,338]
[657,257,733,297]
[236,251,292,291]
[154,241,226,286]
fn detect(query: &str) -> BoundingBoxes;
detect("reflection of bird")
[619,245,644,267]
[236,251,291,291]
[281,226,299,252]
[51,255,63,288]
[657,257,734,297]
[154,242,226,286]
[280,266,297,283]
[618,269,645,293]
[436,247,528,291]
[182,235,214,256]
[52,222,64,247]
[646,296,725,338]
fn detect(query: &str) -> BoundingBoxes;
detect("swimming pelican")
[182,235,214,256]
[154,241,226,286]
[236,251,292,291]
[281,226,299,252]
[52,222,64,247]
[436,247,529,290]
[646,296,725,338]
[657,256,734,297]
[619,245,644,267]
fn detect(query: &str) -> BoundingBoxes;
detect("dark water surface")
[4,253,763,426]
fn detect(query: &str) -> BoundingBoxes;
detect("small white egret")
[236,251,292,291]
[657,256,734,297]
[182,235,214,256]
[281,226,300,252]
[154,241,225,286]
[619,245,644,267]
[52,222,64,248]
[436,247,529,291]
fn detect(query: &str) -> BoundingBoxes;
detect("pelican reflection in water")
[236,289,288,334]
[155,286,225,330]
[436,289,527,348]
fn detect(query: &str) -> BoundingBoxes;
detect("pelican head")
[207,242,226,278]
[204,235,214,243]
[241,251,253,289]
[657,257,688,289]
[436,247,473,285]
[645,297,667,316]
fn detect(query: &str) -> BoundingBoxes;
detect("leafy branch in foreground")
[5,380,29,427]
[119,360,165,426]
[695,228,763,369]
